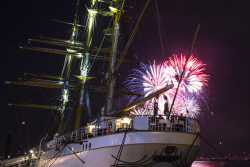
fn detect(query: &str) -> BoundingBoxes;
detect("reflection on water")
[192,161,229,167]
[192,161,250,167]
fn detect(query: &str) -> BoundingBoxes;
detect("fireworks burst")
[131,107,151,115]
[174,96,200,118]
[125,54,209,118]
[164,54,209,96]
[124,61,171,115]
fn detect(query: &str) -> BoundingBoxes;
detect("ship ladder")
[113,129,128,167]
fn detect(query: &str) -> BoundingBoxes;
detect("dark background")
[1,0,250,159]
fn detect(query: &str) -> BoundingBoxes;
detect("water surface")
[192,161,250,167]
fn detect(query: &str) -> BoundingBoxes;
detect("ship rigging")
[4,0,205,167]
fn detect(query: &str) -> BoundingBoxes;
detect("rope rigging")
[152,0,165,62]
[199,134,240,167]
[41,144,67,167]
[177,133,240,167]
[113,129,128,167]
[177,132,199,167]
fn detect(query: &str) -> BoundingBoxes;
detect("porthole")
[89,143,91,149]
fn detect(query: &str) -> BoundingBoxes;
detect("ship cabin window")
[86,143,88,150]
[82,144,84,151]
[89,143,91,149]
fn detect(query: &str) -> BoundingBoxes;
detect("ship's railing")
[44,116,199,151]
[148,115,200,133]
[44,117,132,151]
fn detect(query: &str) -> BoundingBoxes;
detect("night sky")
[1,0,250,159]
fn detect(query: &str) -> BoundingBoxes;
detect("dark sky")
[1,0,250,159]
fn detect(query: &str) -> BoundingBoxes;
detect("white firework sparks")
[124,61,171,115]
[131,107,151,115]
[174,96,200,118]
[125,54,209,118]
[164,54,209,95]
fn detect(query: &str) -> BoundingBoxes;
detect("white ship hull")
[2,116,201,167]
[36,131,200,167]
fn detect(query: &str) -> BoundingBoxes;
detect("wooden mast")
[104,0,125,115]
[105,0,152,116]
[58,2,80,134]
[75,0,97,130]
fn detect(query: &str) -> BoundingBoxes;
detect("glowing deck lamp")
[30,150,33,153]
[88,125,95,133]
[122,118,131,124]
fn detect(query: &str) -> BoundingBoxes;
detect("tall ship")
[3,0,208,166]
